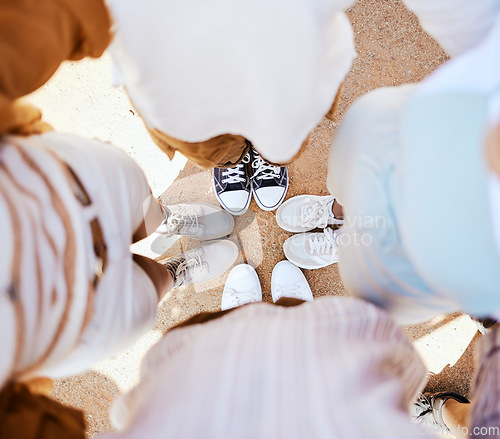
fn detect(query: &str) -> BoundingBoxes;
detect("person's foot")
[160,240,239,287]
[157,202,235,240]
[271,260,313,302]
[221,264,262,310]
[411,392,470,433]
[250,148,288,211]
[213,153,252,216]
[276,194,343,233]
[283,227,339,269]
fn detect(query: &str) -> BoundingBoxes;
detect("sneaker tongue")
[275,284,301,298]
[326,199,335,219]
[155,220,174,235]
[301,201,328,228]
[222,166,250,190]
[254,174,280,187]
[178,221,204,236]
[307,231,336,256]
[167,206,204,235]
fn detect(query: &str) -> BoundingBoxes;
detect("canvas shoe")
[156,202,235,240]
[411,392,470,434]
[161,239,239,287]
[213,153,252,216]
[250,148,288,211]
[271,260,313,302]
[276,194,344,233]
[283,227,339,269]
[221,264,262,310]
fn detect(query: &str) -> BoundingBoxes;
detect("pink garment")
[101,297,429,439]
[470,326,500,437]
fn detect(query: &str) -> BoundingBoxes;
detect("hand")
[486,122,500,177]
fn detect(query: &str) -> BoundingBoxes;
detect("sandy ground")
[25,1,481,437]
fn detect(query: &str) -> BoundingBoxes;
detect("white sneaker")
[271,260,313,302]
[276,194,343,233]
[283,228,339,269]
[157,202,235,240]
[221,264,262,310]
[161,240,239,287]
[251,148,288,211]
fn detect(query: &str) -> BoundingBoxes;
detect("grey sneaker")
[161,240,239,287]
[157,202,235,240]
[283,227,340,269]
[276,194,343,233]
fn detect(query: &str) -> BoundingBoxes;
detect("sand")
[24,1,480,437]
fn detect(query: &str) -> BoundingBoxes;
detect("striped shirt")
[0,132,157,386]
[103,297,429,439]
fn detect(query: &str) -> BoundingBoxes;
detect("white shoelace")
[225,288,259,306]
[251,153,280,181]
[412,394,433,421]
[175,251,207,286]
[308,228,337,256]
[163,206,202,236]
[272,283,306,300]
[300,199,332,228]
[221,154,250,184]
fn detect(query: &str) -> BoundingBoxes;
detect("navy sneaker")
[250,148,288,211]
[213,153,252,216]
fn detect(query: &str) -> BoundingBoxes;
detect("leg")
[325,85,457,325]
[332,199,343,220]
[147,126,248,169]
[324,82,343,122]
[442,399,471,439]
[132,195,165,243]
[132,254,173,301]
[274,297,304,307]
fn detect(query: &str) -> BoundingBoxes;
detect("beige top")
[0,0,111,134]
[108,0,356,164]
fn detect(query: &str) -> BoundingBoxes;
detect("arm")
[402,0,500,57]
[0,0,112,134]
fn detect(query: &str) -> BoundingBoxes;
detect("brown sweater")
[0,0,111,134]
